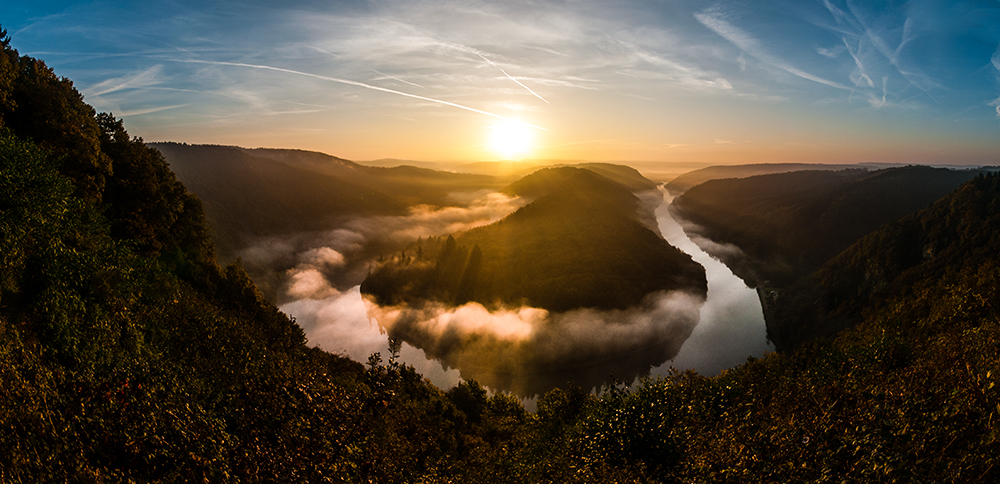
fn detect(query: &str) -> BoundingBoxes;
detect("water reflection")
[363,289,701,397]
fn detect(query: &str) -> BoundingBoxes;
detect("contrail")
[119,103,191,117]
[169,59,547,131]
[371,69,425,90]
[477,53,551,105]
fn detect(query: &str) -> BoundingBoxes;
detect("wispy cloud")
[617,39,734,92]
[168,58,547,131]
[992,45,1000,117]
[119,103,191,117]
[371,69,426,89]
[84,65,165,97]
[477,53,551,104]
[10,0,999,162]
[818,0,948,109]
[695,7,850,90]
[816,45,845,58]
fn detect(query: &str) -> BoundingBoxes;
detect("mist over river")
[281,187,771,394]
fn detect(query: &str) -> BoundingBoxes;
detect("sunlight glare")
[488,120,534,160]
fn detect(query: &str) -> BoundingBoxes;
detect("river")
[650,187,771,377]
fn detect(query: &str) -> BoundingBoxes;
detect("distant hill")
[670,166,991,287]
[152,143,408,255]
[559,163,658,192]
[664,163,865,194]
[151,143,509,251]
[770,172,1000,351]
[362,167,706,312]
[244,147,504,206]
[431,160,547,178]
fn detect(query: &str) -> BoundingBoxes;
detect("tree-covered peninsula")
[362,167,708,312]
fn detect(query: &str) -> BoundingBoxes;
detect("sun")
[487,120,534,160]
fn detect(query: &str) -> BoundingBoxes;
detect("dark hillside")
[664,162,863,194]
[243,146,504,206]
[770,172,1000,351]
[671,166,988,287]
[566,162,658,192]
[152,142,406,255]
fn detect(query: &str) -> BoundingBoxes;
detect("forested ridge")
[672,166,991,287]
[664,162,863,194]
[2,28,998,482]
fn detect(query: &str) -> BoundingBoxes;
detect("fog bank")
[365,289,703,396]
[243,191,525,302]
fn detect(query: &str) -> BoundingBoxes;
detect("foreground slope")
[362,167,707,312]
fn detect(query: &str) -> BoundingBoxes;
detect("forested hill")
[664,162,863,194]
[671,166,991,287]
[555,162,658,192]
[241,146,505,206]
[362,167,707,312]
[771,172,1000,351]
[152,143,503,256]
[153,142,407,255]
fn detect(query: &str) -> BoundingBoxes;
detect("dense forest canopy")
[2,27,998,482]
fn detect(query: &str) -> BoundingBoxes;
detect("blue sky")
[3,0,999,164]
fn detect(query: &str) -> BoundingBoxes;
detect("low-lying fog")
[276,187,771,397]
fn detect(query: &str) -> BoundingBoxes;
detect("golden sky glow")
[4,0,999,166]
